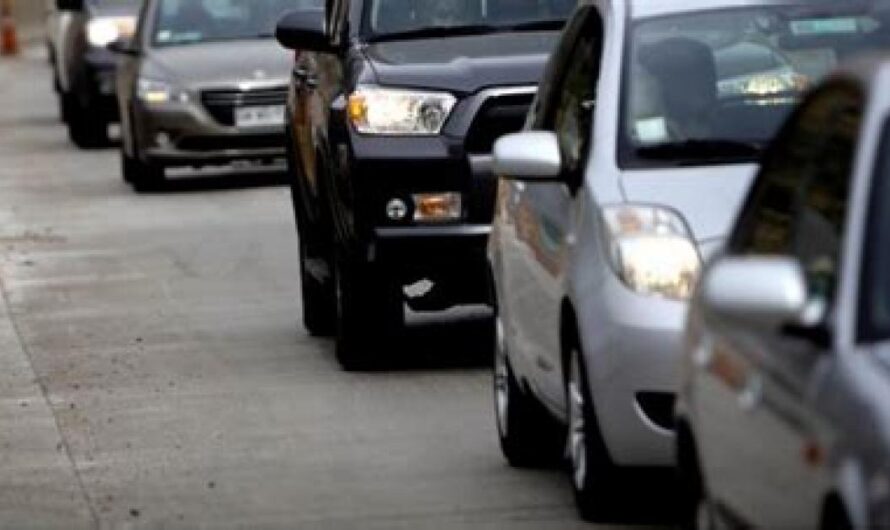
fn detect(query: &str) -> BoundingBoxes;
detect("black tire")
[333,249,403,371]
[677,424,711,530]
[493,314,563,467]
[299,238,336,337]
[67,96,109,149]
[566,340,616,521]
[122,150,165,192]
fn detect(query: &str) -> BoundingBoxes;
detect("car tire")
[677,424,713,530]
[333,248,403,371]
[566,341,616,521]
[493,313,563,467]
[67,95,109,149]
[299,238,336,337]
[122,150,165,192]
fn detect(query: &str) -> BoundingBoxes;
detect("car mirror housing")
[276,8,336,53]
[493,131,562,181]
[701,256,810,329]
[56,0,83,11]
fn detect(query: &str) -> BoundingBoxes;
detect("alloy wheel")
[568,349,587,491]
[493,316,509,438]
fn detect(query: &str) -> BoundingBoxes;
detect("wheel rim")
[568,350,587,490]
[493,316,509,438]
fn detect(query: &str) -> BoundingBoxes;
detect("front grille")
[465,92,535,154]
[200,86,288,126]
[177,133,286,152]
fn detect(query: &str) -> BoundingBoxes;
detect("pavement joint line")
[0,269,102,529]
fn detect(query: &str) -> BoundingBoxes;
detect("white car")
[487,0,890,520]
[676,54,890,529]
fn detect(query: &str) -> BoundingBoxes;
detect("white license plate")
[235,105,285,128]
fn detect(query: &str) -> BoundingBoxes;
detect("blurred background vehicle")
[275,0,575,370]
[48,0,140,148]
[111,0,297,191]
[488,0,890,521]
[677,54,890,530]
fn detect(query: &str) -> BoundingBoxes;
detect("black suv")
[276,0,573,369]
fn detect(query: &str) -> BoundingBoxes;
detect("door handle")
[737,375,762,412]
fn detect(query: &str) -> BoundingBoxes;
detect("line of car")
[43,0,890,527]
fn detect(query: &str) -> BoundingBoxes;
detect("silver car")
[111,0,300,191]
[488,0,890,520]
[677,55,890,529]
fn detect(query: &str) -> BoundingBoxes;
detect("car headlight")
[87,16,136,48]
[601,204,701,301]
[347,86,456,135]
[137,78,189,105]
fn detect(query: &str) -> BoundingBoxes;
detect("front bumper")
[577,267,686,468]
[136,101,285,168]
[81,47,119,120]
[339,132,496,302]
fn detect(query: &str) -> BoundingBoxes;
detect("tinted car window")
[619,2,890,168]
[365,0,575,37]
[152,0,317,47]
[732,82,862,302]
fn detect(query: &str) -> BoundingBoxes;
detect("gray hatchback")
[678,53,890,529]
[110,0,299,191]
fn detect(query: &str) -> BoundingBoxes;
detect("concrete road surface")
[0,49,672,529]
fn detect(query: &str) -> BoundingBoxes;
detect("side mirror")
[56,0,83,11]
[275,8,335,53]
[701,256,810,328]
[107,37,139,56]
[493,131,562,181]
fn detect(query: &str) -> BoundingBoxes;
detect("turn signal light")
[412,193,461,223]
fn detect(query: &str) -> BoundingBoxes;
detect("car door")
[506,7,603,409]
[699,81,863,527]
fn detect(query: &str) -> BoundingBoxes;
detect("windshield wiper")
[634,139,763,164]
[368,19,565,43]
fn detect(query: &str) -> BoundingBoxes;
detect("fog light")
[155,132,172,149]
[386,198,408,221]
[413,193,461,223]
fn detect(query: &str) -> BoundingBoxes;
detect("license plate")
[235,105,285,128]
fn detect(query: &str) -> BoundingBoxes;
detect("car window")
[546,11,602,175]
[152,0,318,47]
[619,2,890,168]
[365,0,574,38]
[731,81,862,304]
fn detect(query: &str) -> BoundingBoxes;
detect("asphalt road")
[0,49,671,529]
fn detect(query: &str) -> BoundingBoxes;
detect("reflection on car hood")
[146,40,292,89]
[363,32,559,94]
[621,164,758,243]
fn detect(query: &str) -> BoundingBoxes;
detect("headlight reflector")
[602,205,700,301]
[347,86,456,135]
[137,78,189,105]
[87,16,136,48]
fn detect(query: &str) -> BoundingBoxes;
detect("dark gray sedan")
[677,50,890,529]
[110,0,298,191]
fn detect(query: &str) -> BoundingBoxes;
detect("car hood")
[146,40,292,89]
[621,164,758,244]
[363,32,559,94]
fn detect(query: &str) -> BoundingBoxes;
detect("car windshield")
[152,0,316,47]
[364,0,575,41]
[620,2,890,168]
